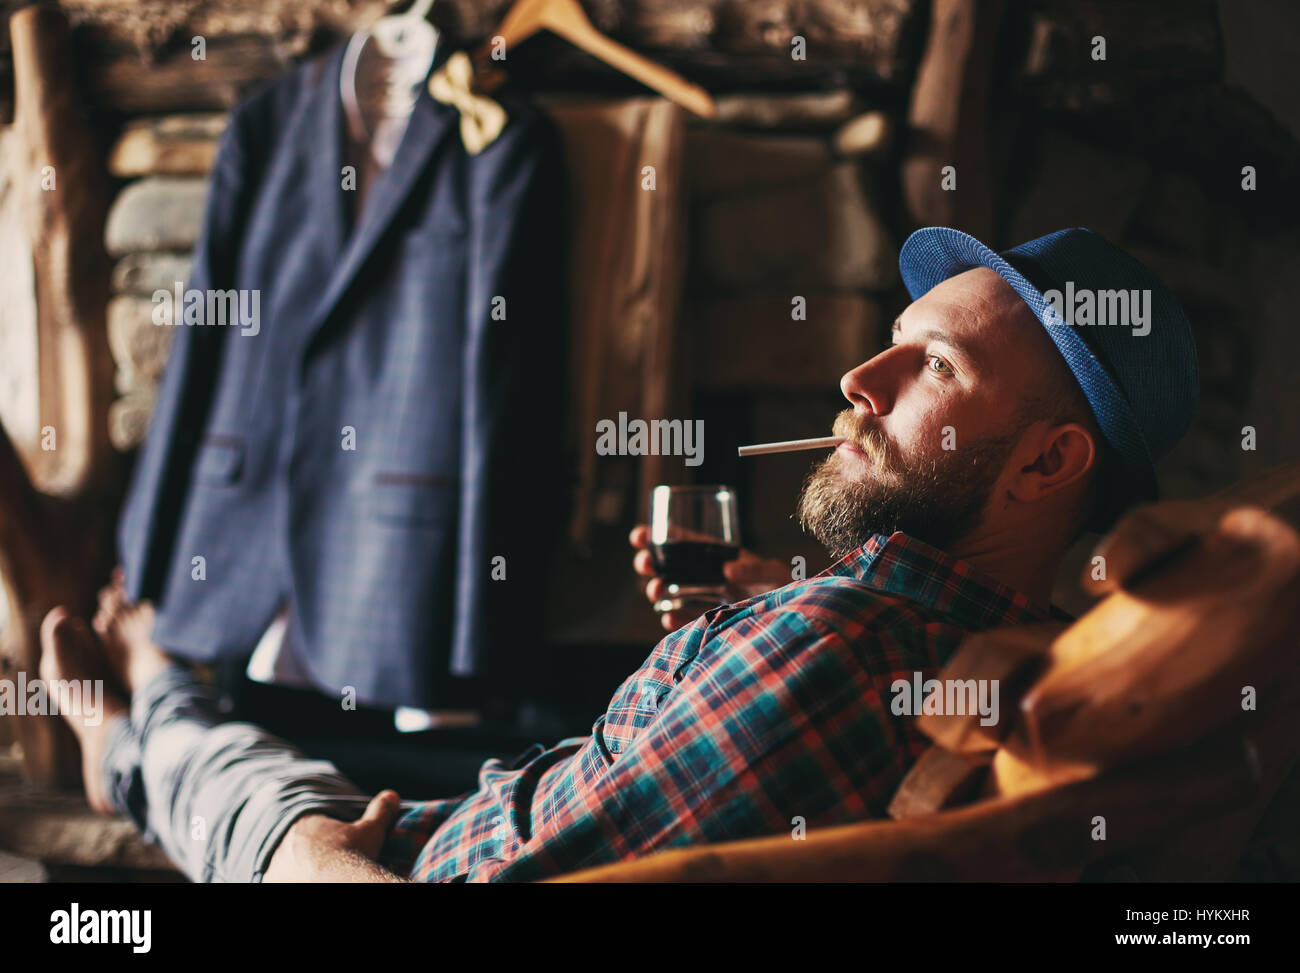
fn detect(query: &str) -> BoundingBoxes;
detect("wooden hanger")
[483,0,715,118]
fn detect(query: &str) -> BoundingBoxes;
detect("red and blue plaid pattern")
[381,531,1048,881]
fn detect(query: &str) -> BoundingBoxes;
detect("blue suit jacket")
[118,43,567,709]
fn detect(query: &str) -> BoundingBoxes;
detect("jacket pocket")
[195,436,244,485]
[366,472,457,525]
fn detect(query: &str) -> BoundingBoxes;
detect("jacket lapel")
[305,43,460,342]
[306,44,350,277]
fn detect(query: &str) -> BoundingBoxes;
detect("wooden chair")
[552,462,1300,881]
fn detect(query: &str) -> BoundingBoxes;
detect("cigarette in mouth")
[737,436,846,457]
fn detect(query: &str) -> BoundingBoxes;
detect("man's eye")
[927,355,953,374]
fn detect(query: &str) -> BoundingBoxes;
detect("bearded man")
[42,227,1198,882]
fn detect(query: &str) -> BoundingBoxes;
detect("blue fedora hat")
[904,227,1196,517]
[898,226,1199,518]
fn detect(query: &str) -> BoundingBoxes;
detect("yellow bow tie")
[428,51,508,155]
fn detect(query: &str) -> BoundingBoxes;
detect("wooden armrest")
[549,721,1265,883]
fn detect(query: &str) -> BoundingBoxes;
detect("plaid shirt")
[381,530,1048,881]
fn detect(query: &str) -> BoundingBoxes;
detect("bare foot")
[38,607,128,814]
[92,570,170,693]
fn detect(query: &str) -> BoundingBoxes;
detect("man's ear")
[1007,422,1097,504]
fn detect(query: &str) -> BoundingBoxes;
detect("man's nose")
[840,351,897,416]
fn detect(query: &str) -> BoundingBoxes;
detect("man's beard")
[795,409,1023,559]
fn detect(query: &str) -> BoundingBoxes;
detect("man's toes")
[39,614,61,682]
[39,607,76,678]
[40,604,70,639]
[98,583,123,619]
[41,607,97,664]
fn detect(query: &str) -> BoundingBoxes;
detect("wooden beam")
[10,4,114,498]
[2,5,119,785]
[900,0,1004,237]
